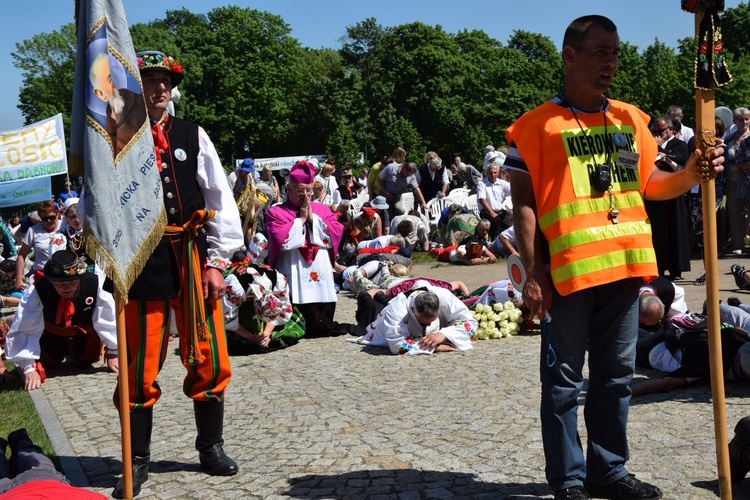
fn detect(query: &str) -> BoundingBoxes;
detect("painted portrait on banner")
[85,24,147,159]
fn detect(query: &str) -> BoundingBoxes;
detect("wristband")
[22,363,37,375]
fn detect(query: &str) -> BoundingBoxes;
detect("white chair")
[425,196,453,230]
[462,194,480,218]
[447,188,469,204]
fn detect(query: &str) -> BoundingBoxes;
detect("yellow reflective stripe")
[548,220,652,255]
[539,192,645,231]
[551,248,657,284]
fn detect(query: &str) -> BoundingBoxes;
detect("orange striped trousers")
[113,297,231,411]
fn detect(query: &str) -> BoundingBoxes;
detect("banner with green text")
[0,114,67,183]
[0,177,52,208]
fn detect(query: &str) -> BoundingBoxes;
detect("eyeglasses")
[41,215,57,222]
[292,187,313,195]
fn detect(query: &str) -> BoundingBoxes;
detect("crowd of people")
[1,14,750,499]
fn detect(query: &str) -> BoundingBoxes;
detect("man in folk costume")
[5,250,118,391]
[265,161,346,336]
[111,51,243,498]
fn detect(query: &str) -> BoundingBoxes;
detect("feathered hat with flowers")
[136,50,184,87]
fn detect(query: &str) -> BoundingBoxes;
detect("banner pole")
[694,11,732,498]
[115,288,133,499]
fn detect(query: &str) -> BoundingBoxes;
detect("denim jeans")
[540,277,640,491]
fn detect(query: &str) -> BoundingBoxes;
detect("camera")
[592,162,612,192]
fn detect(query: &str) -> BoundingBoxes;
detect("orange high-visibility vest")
[506,99,658,295]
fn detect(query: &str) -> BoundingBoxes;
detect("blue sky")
[0,0,743,132]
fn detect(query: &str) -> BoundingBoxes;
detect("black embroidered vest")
[36,274,99,327]
[418,163,445,201]
[129,117,208,300]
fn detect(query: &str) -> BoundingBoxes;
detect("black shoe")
[112,456,149,499]
[729,415,750,483]
[585,474,662,499]
[555,486,590,499]
[373,291,389,305]
[199,442,238,476]
[731,265,749,290]
[729,296,743,307]
[7,428,31,449]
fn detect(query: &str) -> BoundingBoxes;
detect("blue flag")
[70,0,165,297]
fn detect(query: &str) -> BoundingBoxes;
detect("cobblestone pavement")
[32,257,750,498]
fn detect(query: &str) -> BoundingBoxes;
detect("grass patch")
[1,360,55,461]
[410,251,437,265]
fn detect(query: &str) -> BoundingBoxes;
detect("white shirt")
[341,260,382,291]
[679,124,694,144]
[312,194,334,207]
[23,222,64,271]
[356,235,393,251]
[476,177,511,212]
[316,175,338,196]
[389,215,428,248]
[197,127,245,264]
[5,277,118,368]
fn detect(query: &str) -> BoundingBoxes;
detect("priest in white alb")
[265,161,347,336]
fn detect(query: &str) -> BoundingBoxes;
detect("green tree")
[382,22,469,162]
[340,18,398,160]
[292,48,366,166]
[12,23,77,138]
[715,51,750,112]
[635,40,683,118]
[721,2,750,58]
[145,7,307,164]
[607,42,649,111]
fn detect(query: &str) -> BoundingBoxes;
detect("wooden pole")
[695,13,732,499]
[115,288,133,499]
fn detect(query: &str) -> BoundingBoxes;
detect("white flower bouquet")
[470,301,527,340]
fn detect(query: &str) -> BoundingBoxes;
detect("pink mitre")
[288,161,316,184]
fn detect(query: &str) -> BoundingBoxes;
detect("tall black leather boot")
[730,415,750,483]
[112,407,152,498]
[194,400,238,476]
